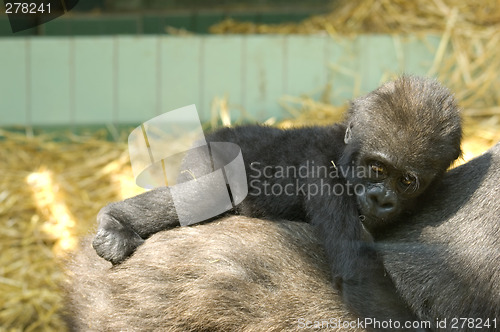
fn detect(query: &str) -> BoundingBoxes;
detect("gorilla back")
[65,217,362,332]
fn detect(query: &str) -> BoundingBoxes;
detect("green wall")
[0,35,440,126]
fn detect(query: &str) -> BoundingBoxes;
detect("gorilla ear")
[344,123,353,144]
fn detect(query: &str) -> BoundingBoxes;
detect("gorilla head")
[342,76,462,228]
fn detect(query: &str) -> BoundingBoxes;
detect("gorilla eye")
[399,174,418,190]
[369,161,386,176]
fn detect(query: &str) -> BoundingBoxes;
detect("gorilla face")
[354,151,435,229]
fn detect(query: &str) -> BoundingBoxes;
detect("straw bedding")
[0,129,144,331]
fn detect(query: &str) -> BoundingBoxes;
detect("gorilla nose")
[367,190,397,217]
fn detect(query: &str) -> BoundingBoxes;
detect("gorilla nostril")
[367,190,397,213]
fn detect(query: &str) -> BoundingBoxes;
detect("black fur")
[92,76,461,328]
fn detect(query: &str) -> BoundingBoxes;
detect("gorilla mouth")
[356,199,397,232]
[357,194,397,223]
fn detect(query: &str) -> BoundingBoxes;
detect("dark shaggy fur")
[65,143,499,331]
[65,217,361,331]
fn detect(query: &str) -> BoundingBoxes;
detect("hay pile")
[0,129,142,331]
[211,0,500,158]
[211,0,500,35]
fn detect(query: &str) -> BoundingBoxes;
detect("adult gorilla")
[65,142,500,331]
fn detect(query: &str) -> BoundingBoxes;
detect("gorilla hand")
[92,187,180,264]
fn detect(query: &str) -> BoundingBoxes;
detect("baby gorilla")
[93,76,461,329]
